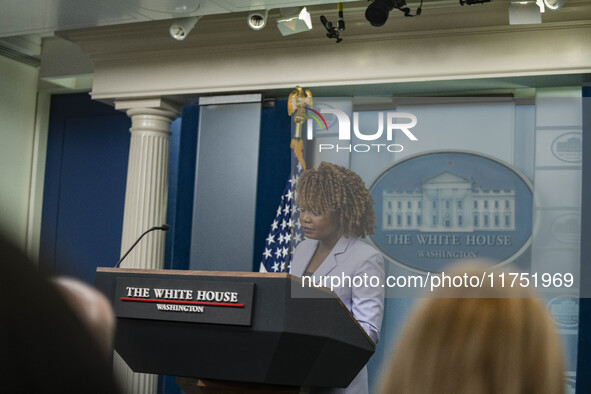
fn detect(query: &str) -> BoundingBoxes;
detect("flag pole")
[288,86,313,172]
[284,86,312,272]
[259,86,312,273]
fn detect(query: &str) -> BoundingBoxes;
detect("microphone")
[114,224,170,268]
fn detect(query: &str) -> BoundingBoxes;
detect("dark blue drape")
[576,86,591,394]
[40,93,130,283]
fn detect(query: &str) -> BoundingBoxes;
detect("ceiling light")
[508,0,542,24]
[169,16,201,40]
[320,2,346,43]
[365,0,408,27]
[277,7,312,36]
[543,0,567,10]
[247,10,268,31]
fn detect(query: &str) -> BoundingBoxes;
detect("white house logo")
[551,132,582,163]
[383,172,516,233]
[369,151,533,272]
[546,296,579,329]
[550,213,580,245]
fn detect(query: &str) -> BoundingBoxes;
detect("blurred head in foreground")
[52,276,116,357]
[377,261,565,394]
[0,236,121,393]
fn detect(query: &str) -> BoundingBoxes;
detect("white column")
[113,98,180,394]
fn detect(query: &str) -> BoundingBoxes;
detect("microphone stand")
[114,225,169,268]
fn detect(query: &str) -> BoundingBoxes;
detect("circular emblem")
[547,296,579,329]
[550,213,580,245]
[369,151,533,272]
[551,132,582,163]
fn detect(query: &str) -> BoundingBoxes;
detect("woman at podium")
[291,161,385,394]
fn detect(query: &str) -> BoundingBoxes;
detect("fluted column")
[113,99,180,394]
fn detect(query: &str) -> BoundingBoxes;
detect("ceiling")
[0,0,365,39]
[1,0,589,96]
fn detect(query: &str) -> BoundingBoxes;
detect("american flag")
[259,161,305,273]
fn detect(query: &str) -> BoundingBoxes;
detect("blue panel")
[164,105,199,271]
[164,117,181,269]
[189,103,262,272]
[40,93,130,284]
[158,375,181,394]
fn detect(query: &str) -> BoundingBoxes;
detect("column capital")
[114,97,181,118]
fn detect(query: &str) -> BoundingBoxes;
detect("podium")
[95,268,375,390]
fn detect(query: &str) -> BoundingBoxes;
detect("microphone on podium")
[114,224,170,268]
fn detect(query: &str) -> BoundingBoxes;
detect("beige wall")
[0,55,44,255]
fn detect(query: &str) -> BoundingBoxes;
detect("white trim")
[198,94,262,106]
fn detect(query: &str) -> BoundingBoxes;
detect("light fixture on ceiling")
[365,0,405,27]
[365,0,422,27]
[169,16,201,40]
[247,10,268,31]
[543,0,567,10]
[320,2,345,43]
[277,7,313,36]
[508,0,542,25]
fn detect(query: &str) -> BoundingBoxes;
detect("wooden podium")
[95,268,375,392]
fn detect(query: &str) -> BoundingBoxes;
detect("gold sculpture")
[288,86,313,170]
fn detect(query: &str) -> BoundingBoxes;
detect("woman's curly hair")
[296,161,376,238]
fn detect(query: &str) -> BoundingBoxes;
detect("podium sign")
[96,268,375,388]
[114,277,254,326]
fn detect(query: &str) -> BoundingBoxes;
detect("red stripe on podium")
[120,297,245,308]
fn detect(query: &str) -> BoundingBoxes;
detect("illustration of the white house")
[555,136,582,154]
[383,171,515,232]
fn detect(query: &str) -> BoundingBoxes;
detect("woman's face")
[299,206,340,243]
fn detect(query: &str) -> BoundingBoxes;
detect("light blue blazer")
[291,236,385,394]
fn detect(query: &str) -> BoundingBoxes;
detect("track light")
[320,3,345,43]
[169,16,200,40]
[277,7,312,36]
[365,0,422,27]
[247,10,268,31]
[508,0,541,25]
[365,0,405,27]
[543,0,567,10]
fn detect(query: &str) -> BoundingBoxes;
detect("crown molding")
[59,1,591,62]
[54,0,591,101]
